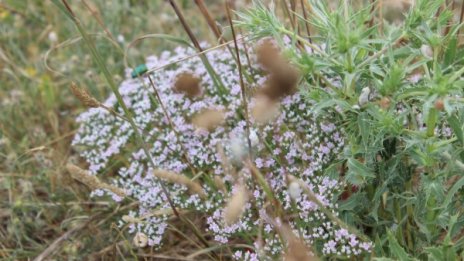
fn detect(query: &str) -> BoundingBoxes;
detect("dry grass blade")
[33,214,98,261]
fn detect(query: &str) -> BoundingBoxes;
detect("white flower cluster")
[72,42,371,259]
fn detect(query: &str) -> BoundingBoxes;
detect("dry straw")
[223,184,248,225]
[65,163,126,197]
[152,169,205,198]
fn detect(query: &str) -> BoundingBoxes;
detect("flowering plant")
[62,0,464,259]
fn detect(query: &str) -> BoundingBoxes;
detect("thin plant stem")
[194,0,222,40]
[145,36,247,75]
[82,0,117,43]
[194,0,255,80]
[146,75,197,175]
[357,33,406,68]
[290,175,370,242]
[300,0,312,44]
[167,0,227,94]
[226,0,253,160]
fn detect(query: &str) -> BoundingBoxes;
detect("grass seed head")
[281,225,319,261]
[223,184,248,225]
[251,94,280,124]
[153,169,205,198]
[70,82,100,108]
[256,37,283,71]
[172,72,203,98]
[66,163,126,197]
[191,108,226,132]
[261,63,300,100]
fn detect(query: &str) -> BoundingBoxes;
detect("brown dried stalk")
[226,0,253,160]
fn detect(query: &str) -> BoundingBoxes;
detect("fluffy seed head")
[251,94,280,123]
[260,63,300,100]
[223,184,248,225]
[191,109,225,132]
[172,72,203,98]
[214,176,227,193]
[284,237,319,261]
[288,181,301,200]
[281,225,319,261]
[255,37,282,70]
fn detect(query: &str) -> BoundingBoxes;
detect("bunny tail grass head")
[172,72,203,99]
[223,183,248,225]
[280,225,320,261]
[191,108,226,132]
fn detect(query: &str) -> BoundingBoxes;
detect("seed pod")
[358,87,370,106]
[434,99,444,111]
[288,181,301,200]
[420,44,433,59]
[133,232,148,248]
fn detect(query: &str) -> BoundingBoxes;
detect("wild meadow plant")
[237,0,464,259]
[57,0,464,260]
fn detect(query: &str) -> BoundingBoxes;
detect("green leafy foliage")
[239,0,464,259]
